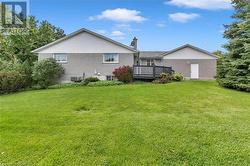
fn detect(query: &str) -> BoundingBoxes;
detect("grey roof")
[139,51,166,59]
[162,44,218,59]
[32,28,137,53]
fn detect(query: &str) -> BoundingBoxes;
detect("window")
[106,75,115,81]
[146,59,154,66]
[53,53,67,63]
[103,53,119,63]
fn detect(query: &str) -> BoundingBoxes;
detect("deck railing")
[133,65,173,79]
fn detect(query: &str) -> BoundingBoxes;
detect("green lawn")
[0,81,250,165]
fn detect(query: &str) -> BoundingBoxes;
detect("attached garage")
[163,44,218,80]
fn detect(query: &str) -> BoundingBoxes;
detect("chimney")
[130,37,138,50]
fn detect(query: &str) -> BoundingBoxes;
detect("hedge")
[0,71,26,94]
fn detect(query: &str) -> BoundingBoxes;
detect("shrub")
[87,81,123,87]
[235,83,250,92]
[0,60,32,94]
[152,79,161,84]
[19,60,33,87]
[172,72,184,81]
[32,58,64,89]
[152,73,172,84]
[159,73,172,83]
[83,77,100,85]
[0,71,26,94]
[152,73,171,84]
[217,58,250,92]
[113,66,133,83]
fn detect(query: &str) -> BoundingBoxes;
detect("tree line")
[0,17,65,93]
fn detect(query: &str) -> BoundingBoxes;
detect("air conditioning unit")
[71,77,82,82]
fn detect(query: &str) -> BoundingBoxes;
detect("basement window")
[106,75,115,81]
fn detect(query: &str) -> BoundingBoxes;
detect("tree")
[0,16,65,87]
[0,16,65,65]
[36,20,65,48]
[217,0,250,92]
[32,58,64,88]
[212,50,224,58]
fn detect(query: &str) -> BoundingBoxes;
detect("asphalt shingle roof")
[139,51,167,59]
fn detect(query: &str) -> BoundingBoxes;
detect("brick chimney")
[130,37,138,50]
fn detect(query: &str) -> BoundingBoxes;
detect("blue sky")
[30,0,234,52]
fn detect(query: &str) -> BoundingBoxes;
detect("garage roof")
[162,44,218,59]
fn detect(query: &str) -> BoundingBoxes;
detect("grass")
[0,81,250,165]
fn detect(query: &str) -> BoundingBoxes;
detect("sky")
[30,0,234,52]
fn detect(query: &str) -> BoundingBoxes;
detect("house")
[33,28,218,82]
[32,28,136,82]
[138,45,218,80]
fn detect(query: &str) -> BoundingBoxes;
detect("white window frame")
[53,53,67,63]
[103,53,119,64]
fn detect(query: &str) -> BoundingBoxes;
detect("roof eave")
[162,44,218,59]
[32,28,137,53]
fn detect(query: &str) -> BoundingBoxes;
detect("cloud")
[110,30,125,37]
[115,24,131,30]
[94,30,125,40]
[156,21,166,27]
[95,30,107,35]
[110,30,126,40]
[157,23,166,27]
[165,0,232,10]
[114,24,141,32]
[89,8,146,23]
[169,13,200,23]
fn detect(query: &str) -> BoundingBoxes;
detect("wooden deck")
[133,65,173,79]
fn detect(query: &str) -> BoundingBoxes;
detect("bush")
[0,71,26,94]
[152,73,172,84]
[0,60,30,80]
[113,66,133,83]
[87,81,123,87]
[32,58,64,89]
[0,60,32,94]
[218,77,250,92]
[159,73,172,83]
[83,77,100,85]
[235,83,250,92]
[19,60,33,87]
[152,79,161,84]
[172,72,184,81]
[217,58,250,92]
[0,60,19,71]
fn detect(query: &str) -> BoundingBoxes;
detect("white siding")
[36,32,134,54]
[163,47,217,60]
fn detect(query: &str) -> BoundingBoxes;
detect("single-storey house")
[32,28,218,82]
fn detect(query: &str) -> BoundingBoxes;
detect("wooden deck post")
[153,64,156,79]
